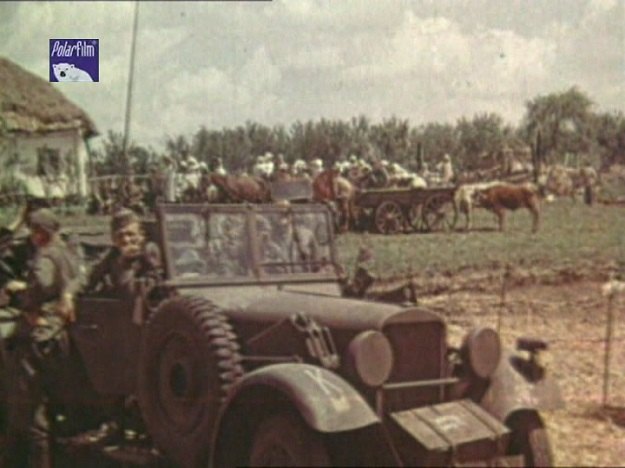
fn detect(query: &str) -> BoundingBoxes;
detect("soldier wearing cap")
[86,208,161,297]
[6,208,81,468]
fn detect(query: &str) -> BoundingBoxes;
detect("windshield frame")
[157,203,340,287]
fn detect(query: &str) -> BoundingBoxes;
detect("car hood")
[184,285,442,332]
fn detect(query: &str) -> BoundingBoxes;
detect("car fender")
[218,363,379,433]
[480,350,564,422]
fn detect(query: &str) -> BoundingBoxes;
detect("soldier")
[270,209,319,273]
[5,208,81,468]
[365,159,390,189]
[86,208,161,298]
[0,205,37,339]
[210,157,227,176]
[440,153,455,184]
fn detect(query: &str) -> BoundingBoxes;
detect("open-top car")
[0,202,562,467]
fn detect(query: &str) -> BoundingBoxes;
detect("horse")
[210,173,271,204]
[312,169,357,232]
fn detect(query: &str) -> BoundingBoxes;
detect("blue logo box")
[49,39,99,82]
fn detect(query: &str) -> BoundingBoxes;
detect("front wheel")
[249,413,330,467]
[507,411,553,467]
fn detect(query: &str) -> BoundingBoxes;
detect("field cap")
[111,208,140,233]
[28,208,60,234]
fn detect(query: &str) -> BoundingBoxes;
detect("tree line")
[92,87,625,176]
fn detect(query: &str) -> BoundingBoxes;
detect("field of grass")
[336,200,625,278]
[2,200,623,280]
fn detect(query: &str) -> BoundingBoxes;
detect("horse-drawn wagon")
[355,185,458,234]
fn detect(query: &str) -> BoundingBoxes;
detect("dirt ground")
[419,277,625,467]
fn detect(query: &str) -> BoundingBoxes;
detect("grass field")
[2,200,623,278]
[336,200,625,278]
[2,199,624,465]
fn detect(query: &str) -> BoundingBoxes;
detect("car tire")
[137,296,243,468]
[249,412,330,467]
[507,411,553,467]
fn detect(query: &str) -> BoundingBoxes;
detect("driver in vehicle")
[86,208,161,297]
[269,209,319,273]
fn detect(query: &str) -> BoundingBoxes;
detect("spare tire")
[137,296,243,468]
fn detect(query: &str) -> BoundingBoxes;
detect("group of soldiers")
[87,150,458,216]
[0,203,160,467]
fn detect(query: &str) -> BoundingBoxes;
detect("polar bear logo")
[52,63,93,82]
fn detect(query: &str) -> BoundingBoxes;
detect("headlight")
[461,327,501,379]
[345,331,393,387]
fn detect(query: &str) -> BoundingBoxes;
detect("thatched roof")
[0,57,98,137]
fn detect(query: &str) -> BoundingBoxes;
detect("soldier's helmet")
[28,208,60,234]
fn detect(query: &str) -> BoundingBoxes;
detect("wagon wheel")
[421,194,458,232]
[374,201,405,234]
[407,204,424,232]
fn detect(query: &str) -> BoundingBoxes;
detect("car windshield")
[160,204,338,282]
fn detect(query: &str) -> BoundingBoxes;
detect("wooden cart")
[354,185,458,234]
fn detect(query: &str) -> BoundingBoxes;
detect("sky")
[1,0,623,149]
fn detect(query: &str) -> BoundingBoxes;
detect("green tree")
[411,122,459,170]
[456,113,512,170]
[594,111,625,168]
[369,117,410,165]
[521,87,595,163]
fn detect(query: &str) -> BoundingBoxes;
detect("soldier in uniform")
[365,159,390,189]
[440,153,455,184]
[86,208,161,298]
[5,208,81,468]
[0,202,51,339]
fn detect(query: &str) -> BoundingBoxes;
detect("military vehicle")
[0,203,562,467]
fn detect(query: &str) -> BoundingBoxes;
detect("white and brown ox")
[454,181,502,231]
[539,164,598,203]
[473,183,541,233]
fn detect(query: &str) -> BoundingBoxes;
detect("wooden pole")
[602,293,615,407]
[533,129,542,184]
[497,264,510,333]
[122,1,140,177]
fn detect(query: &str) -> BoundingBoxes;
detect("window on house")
[37,146,62,176]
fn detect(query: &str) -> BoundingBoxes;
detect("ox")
[210,174,271,203]
[473,183,541,233]
[540,164,598,204]
[312,169,357,232]
[454,181,502,231]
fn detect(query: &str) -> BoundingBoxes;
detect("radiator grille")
[383,322,447,410]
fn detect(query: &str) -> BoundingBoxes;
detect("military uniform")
[0,233,36,339]
[367,165,389,188]
[86,209,161,297]
[86,243,161,297]
[6,209,81,468]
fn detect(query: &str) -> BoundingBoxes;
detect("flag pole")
[122,0,139,177]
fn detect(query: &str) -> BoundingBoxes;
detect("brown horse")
[312,169,357,232]
[210,174,271,203]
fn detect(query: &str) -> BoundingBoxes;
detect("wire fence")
[436,267,625,410]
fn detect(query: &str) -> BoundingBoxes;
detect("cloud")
[337,11,557,123]
[1,0,623,148]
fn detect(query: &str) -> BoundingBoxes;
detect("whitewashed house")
[0,57,98,202]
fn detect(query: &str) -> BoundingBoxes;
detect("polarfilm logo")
[49,39,99,82]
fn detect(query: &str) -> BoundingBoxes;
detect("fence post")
[602,292,615,407]
[601,278,624,407]
[497,264,511,333]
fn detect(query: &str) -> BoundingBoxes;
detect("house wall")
[10,129,90,198]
